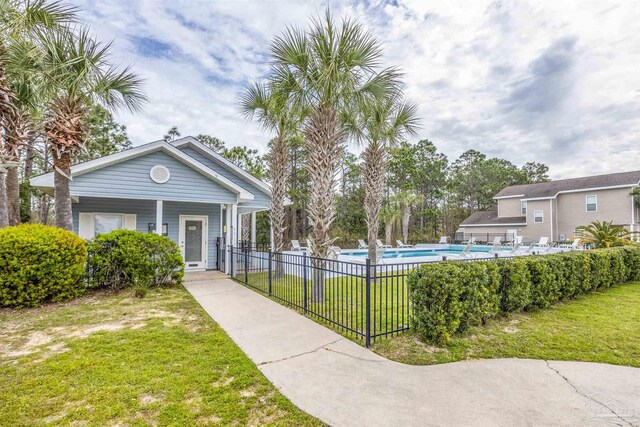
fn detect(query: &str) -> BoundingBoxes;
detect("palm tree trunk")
[304,106,345,301]
[6,164,19,225]
[0,166,8,228]
[402,205,411,244]
[363,141,385,263]
[53,151,73,230]
[385,220,392,245]
[270,132,289,278]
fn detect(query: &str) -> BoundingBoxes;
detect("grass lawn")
[373,282,640,367]
[0,287,322,426]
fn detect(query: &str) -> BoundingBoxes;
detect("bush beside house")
[0,224,87,307]
[87,230,184,291]
[409,247,640,345]
[0,226,183,308]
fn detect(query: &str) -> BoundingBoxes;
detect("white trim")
[29,140,254,201]
[179,214,208,271]
[461,223,527,227]
[521,196,555,201]
[149,165,171,184]
[534,210,544,223]
[494,194,525,200]
[155,200,163,235]
[556,183,639,195]
[549,199,553,240]
[586,194,597,212]
[171,137,272,196]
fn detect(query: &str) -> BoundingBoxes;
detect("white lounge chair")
[396,240,413,248]
[438,236,448,244]
[450,242,474,259]
[558,238,582,251]
[491,236,502,246]
[534,236,550,247]
[488,242,502,255]
[503,242,522,256]
[327,246,341,260]
[462,236,476,245]
[290,239,307,251]
[377,239,392,248]
[358,239,367,249]
[516,243,536,255]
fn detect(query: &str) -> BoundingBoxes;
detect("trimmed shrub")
[408,263,465,345]
[87,230,184,290]
[408,246,640,344]
[497,258,531,313]
[0,224,87,308]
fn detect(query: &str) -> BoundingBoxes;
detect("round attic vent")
[150,165,170,184]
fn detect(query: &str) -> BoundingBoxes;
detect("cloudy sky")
[73,0,639,179]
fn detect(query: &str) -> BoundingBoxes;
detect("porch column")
[225,205,232,273]
[251,211,257,247]
[155,200,163,235]
[231,204,238,247]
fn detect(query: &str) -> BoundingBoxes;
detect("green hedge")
[87,230,184,290]
[0,224,87,308]
[408,247,640,345]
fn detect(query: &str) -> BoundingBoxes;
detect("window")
[534,210,543,223]
[521,200,527,215]
[94,213,124,236]
[586,195,597,212]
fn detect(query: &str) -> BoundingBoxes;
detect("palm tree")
[397,190,422,246]
[40,28,146,230]
[576,220,636,248]
[269,11,397,261]
[345,90,419,262]
[0,0,77,228]
[239,82,300,254]
[380,197,400,246]
[163,126,180,142]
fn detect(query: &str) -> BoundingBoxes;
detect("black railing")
[228,245,424,346]
[226,245,519,346]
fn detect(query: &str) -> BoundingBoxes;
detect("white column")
[231,204,238,247]
[250,211,257,247]
[155,200,163,235]
[225,205,232,273]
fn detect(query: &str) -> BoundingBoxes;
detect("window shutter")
[78,213,94,239]
[124,214,137,230]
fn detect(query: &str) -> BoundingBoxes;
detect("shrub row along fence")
[227,245,508,346]
[409,246,640,345]
[228,245,426,346]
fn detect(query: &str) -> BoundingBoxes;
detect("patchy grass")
[0,287,322,426]
[373,282,640,367]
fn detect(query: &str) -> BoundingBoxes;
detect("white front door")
[507,229,518,242]
[179,215,208,270]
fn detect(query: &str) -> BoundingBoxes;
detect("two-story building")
[458,171,640,243]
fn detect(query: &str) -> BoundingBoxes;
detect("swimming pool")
[341,244,512,259]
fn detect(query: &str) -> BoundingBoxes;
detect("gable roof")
[495,170,640,200]
[170,137,272,196]
[460,210,527,226]
[30,140,255,201]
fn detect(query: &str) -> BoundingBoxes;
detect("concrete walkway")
[184,273,640,427]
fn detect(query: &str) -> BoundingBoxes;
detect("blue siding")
[70,151,237,204]
[73,197,222,269]
[179,146,271,208]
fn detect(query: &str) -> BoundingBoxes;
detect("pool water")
[341,245,511,259]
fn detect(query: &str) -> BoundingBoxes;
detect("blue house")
[30,136,272,272]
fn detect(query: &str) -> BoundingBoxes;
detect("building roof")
[30,139,257,202]
[460,210,527,226]
[495,170,640,199]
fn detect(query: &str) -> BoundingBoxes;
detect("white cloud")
[73,0,640,179]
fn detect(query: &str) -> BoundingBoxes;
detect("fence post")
[230,245,234,278]
[244,245,249,284]
[303,252,308,313]
[268,250,273,296]
[365,257,371,348]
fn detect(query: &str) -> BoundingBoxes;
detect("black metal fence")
[227,245,429,346]
[453,232,515,244]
